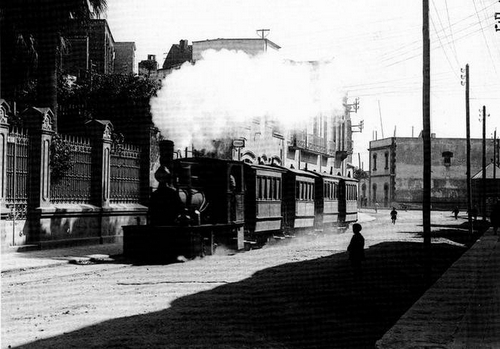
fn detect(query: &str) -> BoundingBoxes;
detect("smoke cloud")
[150,49,345,150]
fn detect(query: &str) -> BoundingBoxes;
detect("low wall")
[1,204,148,251]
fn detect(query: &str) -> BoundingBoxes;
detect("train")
[123,140,358,260]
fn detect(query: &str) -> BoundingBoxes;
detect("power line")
[472,0,498,74]
[430,16,461,78]
[444,0,460,62]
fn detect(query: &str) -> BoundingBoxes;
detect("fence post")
[139,125,159,205]
[23,107,54,244]
[86,119,113,208]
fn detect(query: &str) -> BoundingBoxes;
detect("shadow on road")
[13,236,474,349]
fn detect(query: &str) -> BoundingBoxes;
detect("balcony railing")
[289,132,338,156]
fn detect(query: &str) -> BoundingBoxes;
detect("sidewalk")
[376,228,500,348]
[1,242,123,273]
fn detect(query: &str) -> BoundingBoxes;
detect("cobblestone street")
[1,210,489,348]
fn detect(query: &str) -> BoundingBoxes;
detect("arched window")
[384,183,389,207]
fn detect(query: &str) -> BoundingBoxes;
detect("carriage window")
[296,182,300,199]
[276,179,281,199]
[257,177,262,199]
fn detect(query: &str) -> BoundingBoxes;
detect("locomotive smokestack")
[159,140,175,169]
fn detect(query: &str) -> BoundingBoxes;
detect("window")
[385,152,389,169]
[442,151,453,167]
[373,154,377,171]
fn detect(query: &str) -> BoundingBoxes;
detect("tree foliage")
[50,133,74,183]
[0,0,108,128]
[58,73,161,143]
[353,168,369,180]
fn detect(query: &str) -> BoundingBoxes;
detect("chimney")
[179,40,188,52]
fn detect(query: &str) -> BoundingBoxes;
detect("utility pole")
[378,100,385,139]
[482,106,487,221]
[494,130,497,179]
[422,0,432,284]
[463,64,472,234]
[256,29,270,39]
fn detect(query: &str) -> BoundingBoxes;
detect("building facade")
[62,19,135,77]
[368,136,496,209]
[192,38,280,60]
[114,42,136,75]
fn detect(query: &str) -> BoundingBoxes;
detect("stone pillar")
[0,100,10,208]
[138,124,159,205]
[0,100,10,247]
[23,107,54,243]
[86,119,113,208]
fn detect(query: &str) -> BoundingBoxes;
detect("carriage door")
[338,179,346,223]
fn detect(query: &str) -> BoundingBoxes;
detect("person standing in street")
[491,199,500,235]
[347,223,365,274]
[452,206,459,220]
[390,207,398,224]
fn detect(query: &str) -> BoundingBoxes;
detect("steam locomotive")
[123,140,358,260]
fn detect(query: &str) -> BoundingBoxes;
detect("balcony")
[288,132,336,157]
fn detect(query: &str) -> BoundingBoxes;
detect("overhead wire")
[381,1,496,66]
[444,0,460,62]
[472,0,498,74]
[432,0,461,68]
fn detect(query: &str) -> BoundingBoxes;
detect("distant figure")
[452,206,459,220]
[347,223,365,273]
[491,199,500,235]
[470,205,479,222]
[375,202,379,213]
[390,207,398,224]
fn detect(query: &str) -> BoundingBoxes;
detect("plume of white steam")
[150,49,345,150]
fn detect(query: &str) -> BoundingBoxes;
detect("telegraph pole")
[256,29,270,39]
[422,0,432,283]
[482,106,487,221]
[494,130,497,179]
[463,64,472,234]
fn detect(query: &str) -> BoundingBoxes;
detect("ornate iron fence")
[5,127,29,219]
[50,134,92,204]
[110,143,141,203]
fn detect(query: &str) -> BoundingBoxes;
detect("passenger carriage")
[338,177,358,224]
[282,168,316,234]
[243,163,286,244]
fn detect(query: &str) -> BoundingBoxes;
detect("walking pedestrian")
[347,223,365,274]
[374,202,379,213]
[452,206,459,220]
[470,205,478,222]
[390,207,398,224]
[491,199,500,235]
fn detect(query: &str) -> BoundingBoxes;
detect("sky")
[105,0,500,168]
